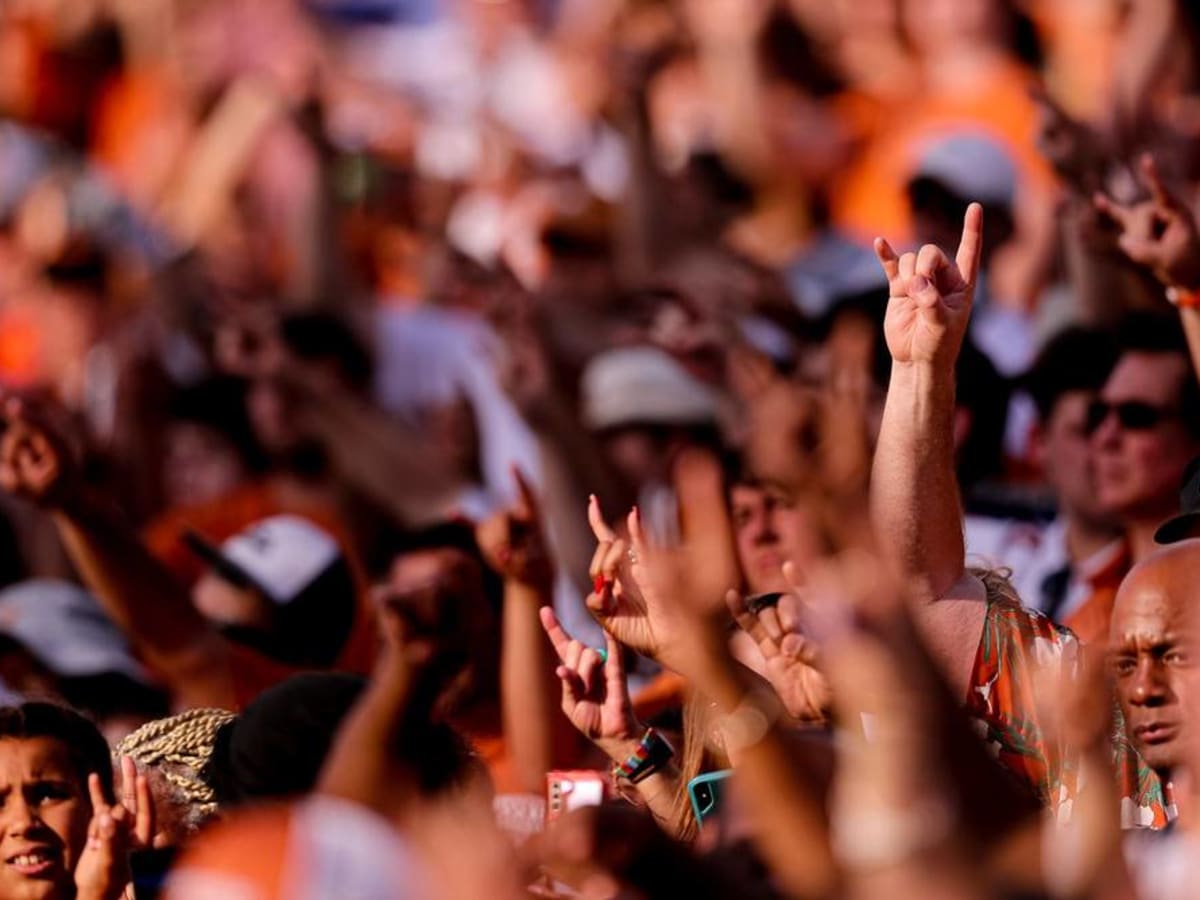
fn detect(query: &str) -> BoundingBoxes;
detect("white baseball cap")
[581,346,719,431]
[185,516,342,606]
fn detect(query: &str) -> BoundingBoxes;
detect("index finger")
[873,238,901,282]
[588,495,616,542]
[134,773,154,847]
[602,630,626,694]
[87,772,108,814]
[1139,153,1176,211]
[120,756,137,810]
[1093,190,1131,228]
[627,507,648,559]
[539,606,574,660]
[955,202,984,286]
[512,466,540,520]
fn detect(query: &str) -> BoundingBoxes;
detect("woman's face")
[0,737,91,900]
[163,422,249,509]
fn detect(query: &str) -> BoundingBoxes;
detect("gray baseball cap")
[0,579,151,684]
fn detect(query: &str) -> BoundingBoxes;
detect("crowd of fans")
[1,0,1200,897]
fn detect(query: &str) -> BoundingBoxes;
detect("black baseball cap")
[1155,457,1200,544]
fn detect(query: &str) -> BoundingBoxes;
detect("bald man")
[1110,540,1200,783]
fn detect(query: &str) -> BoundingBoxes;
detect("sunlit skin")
[1110,541,1200,777]
[1034,390,1110,526]
[0,738,91,900]
[191,573,272,632]
[1093,352,1199,521]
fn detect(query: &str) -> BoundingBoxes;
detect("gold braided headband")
[115,708,237,818]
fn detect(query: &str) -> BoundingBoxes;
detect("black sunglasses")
[1085,400,1177,435]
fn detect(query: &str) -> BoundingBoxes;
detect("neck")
[1062,514,1121,565]
[1127,518,1166,564]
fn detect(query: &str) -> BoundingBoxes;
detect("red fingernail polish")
[593,574,608,594]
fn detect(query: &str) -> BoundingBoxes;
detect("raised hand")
[607,451,741,689]
[1094,154,1200,291]
[584,498,659,661]
[73,764,153,900]
[874,203,983,368]
[584,494,730,676]
[727,577,831,722]
[0,398,80,508]
[540,607,639,755]
[476,468,554,590]
[1031,84,1108,194]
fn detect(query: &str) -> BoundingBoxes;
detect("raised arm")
[869,204,983,603]
[0,400,235,709]
[475,469,577,792]
[1095,153,1200,383]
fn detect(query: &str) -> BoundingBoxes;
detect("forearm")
[501,579,567,791]
[596,734,683,835]
[694,38,771,179]
[318,655,418,813]
[52,496,233,708]
[701,661,837,899]
[870,361,964,602]
[1112,0,1176,139]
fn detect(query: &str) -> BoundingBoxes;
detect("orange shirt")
[1062,541,1131,646]
[829,57,1057,245]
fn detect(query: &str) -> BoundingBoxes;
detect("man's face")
[1092,352,1199,522]
[1110,543,1200,774]
[1036,391,1108,524]
[730,484,822,595]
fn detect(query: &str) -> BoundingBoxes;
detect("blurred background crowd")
[0,0,1199,897]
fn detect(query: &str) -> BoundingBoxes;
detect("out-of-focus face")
[0,737,90,900]
[730,484,823,595]
[1092,353,1199,523]
[1110,542,1200,775]
[599,429,663,489]
[379,549,494,671]
[192,574,271,632]
[163,422,249,509]
[246,379,293,455]
[1035,390,1109,526]
[901,0,995,54]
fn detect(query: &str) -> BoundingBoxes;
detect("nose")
[1131,658,1170,707]
[1090,408,1122,450]
[1,795,39,838]
[747,506,779,546]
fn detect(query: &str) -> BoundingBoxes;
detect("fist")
[475,468,554,589]
[0,398,79,509]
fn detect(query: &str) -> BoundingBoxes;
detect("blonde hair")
[115,708,237,828]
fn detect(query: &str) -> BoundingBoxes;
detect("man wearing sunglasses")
[1068,313,1200,641]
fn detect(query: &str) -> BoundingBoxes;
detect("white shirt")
[965,515,1124,621]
